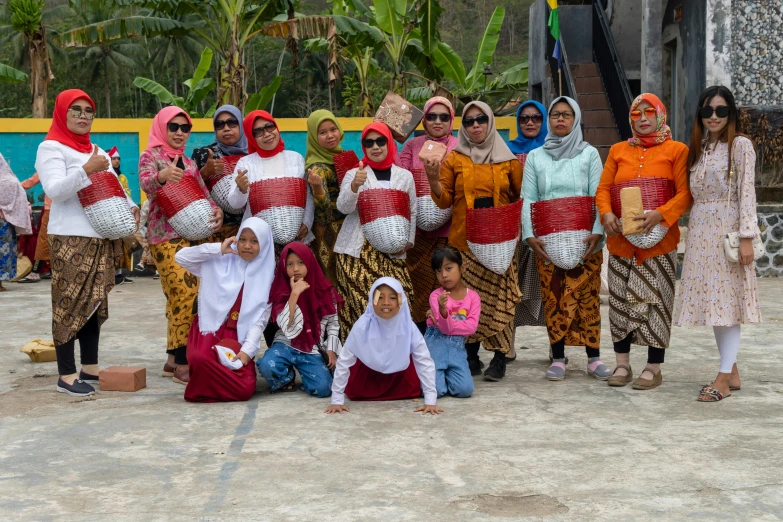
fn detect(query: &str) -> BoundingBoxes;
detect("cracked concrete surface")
[1,278,782,521]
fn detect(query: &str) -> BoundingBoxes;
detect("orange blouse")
[431,151,522,252]
[596,139,691,263]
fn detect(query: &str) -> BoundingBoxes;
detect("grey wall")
[559,6,593,64]
[528,0,550,105]
[606,0,642,80]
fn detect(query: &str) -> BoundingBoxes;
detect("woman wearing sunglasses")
[35,89,139,396]
[674,86,761,402]
[192,104,248,241]
[428,101,523,381]
[140,106,224,385]
[397,96,459,332]
[522,96,608,382]
[595,93,691,390]
[335,122,417,341]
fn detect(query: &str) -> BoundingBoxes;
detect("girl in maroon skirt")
[325,277,442,415]
[175,217,276,402]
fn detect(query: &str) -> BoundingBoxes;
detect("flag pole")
[558,68,562,96]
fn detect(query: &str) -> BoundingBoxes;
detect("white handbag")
[722,139,763,264]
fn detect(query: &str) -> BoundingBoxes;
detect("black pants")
[550,340,600,359]
[415,321,427,336]
[613,333,665,364]
[166,346,188,365]
[55,312,100,375]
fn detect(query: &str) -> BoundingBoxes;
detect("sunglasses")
[630,107,658,121]
[214,118,239,130]
[462,115,489,127]
[167,122,193,133]
[68,107,95,120]
[518,114,543,124]
[425,113,452,123]
[698,105,730,119]
[252,123,277,138]
[362,136,388,149]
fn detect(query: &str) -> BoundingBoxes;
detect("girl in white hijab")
[326,277,441,415]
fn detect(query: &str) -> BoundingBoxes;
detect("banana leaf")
[464,7,504,92]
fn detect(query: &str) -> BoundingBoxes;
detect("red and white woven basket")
[531,195,596,270]
[357,188,411,254]
[205,154,245,215]
[77,171,137,240]
[333,150,360,186]
[516,153,528,172]
[610,177,675,250]
[158,176,215,241]
[412,168,451,231]
[466,199,522,275]
[248,177,307,245]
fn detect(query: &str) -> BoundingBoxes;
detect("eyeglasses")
[68,107,95,120]
[630,107,658,121]
[549,111,574,121]
[214,118,239,130]
[698,105,730,119]
[252,123,277,138]
[362,136,388,149]
[518,114,543,124]
[425,113,452,123]
[462,115,489,127]
[167,122,193,133]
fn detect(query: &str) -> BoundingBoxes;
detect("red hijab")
[244,110,285,158]
[361,122,397,171]
[269,242,344,353]
[46,89,96,153]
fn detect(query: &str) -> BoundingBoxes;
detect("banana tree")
[0,63,28,83]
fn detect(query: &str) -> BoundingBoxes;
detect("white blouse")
[330,339,437,406]
[334,164,417,259]
[272,305,341,354]
[35,140,138,237]
[227,150,315,244]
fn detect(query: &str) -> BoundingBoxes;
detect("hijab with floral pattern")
[628,93,672,148]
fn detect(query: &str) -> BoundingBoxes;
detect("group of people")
[0,82,760,410]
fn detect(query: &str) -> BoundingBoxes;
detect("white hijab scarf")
[196,217,275,343]
[343,277,423,374]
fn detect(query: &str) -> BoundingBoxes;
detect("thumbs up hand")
[351,161,368,193]
[83,145,110,175]
[200,149,224,180]
[157,155,185,184]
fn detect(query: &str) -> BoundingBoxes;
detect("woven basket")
[531,196,596,270]
[516,153,528,172]
[205,154,245,215]
[158,176,215,241]
[357,188,411,254]
[610,178,674,250]
[249,177,307,245]
[333,150,360,186]
[77,171,137,240]
[466,199,522,275]
[412,168,451,231]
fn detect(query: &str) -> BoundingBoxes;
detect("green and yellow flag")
[547,0,560,40]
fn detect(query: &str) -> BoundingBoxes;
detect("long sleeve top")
[174,242,271,359]
[309,162,347,227]
[139,146,217,245]
[20,173,52,210]
[522,146,605,249]
[430,151,523,252]
[596,140,692,263]
[227,150,315,244]
[34,140,137,238]
[329,340,437,406]
[426,287,481,336]
[272,304,341,354]
[334,164,417,259]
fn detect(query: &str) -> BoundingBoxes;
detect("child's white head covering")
[343,277,423,374]
[195,217,275,343]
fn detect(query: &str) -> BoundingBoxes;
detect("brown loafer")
[172,366,189,385]
[162,362,176,378]
[608,364,633,387]
[632,368,662,390]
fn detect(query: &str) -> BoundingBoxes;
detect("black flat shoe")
[56,378,95,397]
[484,352,507,381]
[78,370,99,384]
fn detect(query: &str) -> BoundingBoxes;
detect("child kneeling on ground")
[257,242,343,397]
[425,247,480,398]
[326,277,442,415]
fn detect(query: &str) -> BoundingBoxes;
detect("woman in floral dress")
[674,86,762,402]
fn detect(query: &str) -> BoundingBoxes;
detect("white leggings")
[713,325,741,374]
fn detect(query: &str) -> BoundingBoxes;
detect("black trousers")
[613,333,665,364]
[550,340,600,359]
[55,312,100,375]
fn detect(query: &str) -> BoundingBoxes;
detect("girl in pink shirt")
[425,246,481,398]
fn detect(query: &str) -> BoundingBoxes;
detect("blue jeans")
[424,327,474,398]
[256,342,333,397]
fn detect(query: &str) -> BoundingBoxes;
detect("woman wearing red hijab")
[34,89,139,397]
[139,106,224,385]
[334,122,417,341]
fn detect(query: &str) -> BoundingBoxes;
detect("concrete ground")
[1,277,782,522]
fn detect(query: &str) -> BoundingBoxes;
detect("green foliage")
[245,75,282,112]
[8,0,43,34]
[464,6,504,92]
[0,62,28,82]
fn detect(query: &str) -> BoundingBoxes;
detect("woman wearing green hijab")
[305,110,346,284]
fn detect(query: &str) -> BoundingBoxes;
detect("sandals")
[587,358,611,380]
[273,380,297,393]
[631,368,662,390]
[608,364,633,387]
[546,360,567,381]
[698,386,731,402]
[706,380,741,391]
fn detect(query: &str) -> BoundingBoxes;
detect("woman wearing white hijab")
[326,277,441,415]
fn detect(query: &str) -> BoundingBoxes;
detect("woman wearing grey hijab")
[521,96,608,382]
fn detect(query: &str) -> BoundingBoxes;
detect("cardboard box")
[20,340,57,363]
[620,186,645,236]
[99,366,146,392]
[374,91,424,143]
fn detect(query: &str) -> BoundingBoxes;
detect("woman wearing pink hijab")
[139,106,223,385]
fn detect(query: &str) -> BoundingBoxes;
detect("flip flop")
[705,380,741,391]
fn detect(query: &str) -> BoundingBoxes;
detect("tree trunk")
[173,59,178,97]
[104,52,111,118]
[29,27,53,118]
[217,18,247,110]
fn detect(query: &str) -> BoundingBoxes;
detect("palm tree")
[69,41,143,117]
[146,12,203,97]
